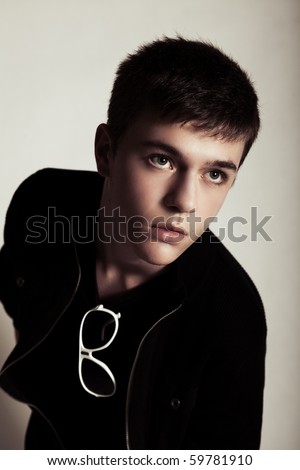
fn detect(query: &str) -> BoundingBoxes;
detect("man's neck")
[95,256,164,299]
[95,235,164,299]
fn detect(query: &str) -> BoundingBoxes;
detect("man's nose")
[163,172,197,213]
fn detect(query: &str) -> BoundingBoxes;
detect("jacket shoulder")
[3,168,103,237]
[186,230,266,328]
[216,235,263,302]
[0,168,99,328]
[209,231,266,329]
[7,168,100,210]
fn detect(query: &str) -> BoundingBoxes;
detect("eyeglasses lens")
[81,357,115,396]
[82,309,117,349]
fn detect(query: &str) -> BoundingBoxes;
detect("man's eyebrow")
[141,140,182,158]
[141,140,238,172]
[206,160,238,172]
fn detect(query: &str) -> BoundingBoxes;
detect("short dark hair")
[107,36,260,164]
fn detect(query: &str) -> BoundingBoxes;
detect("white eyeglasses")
[78,304,121,397]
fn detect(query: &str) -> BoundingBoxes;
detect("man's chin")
[134,240,190,267]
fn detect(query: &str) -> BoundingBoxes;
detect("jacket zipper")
[125,303,182,450]
[28,403,66,449]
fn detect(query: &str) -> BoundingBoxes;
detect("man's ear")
[94,123,113,177]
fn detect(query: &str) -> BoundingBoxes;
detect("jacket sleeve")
[0,171,46,329]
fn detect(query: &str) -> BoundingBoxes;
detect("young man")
[0,36,266,450]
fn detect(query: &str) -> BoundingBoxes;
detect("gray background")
[0,0,299,449]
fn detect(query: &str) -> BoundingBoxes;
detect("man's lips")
[151,224,187,243]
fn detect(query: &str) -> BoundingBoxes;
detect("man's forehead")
[126,111,246,144]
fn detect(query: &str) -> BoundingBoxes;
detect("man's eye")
[149,155,172,169]
[207,170,226,184]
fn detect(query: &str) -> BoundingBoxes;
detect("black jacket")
[0,168,267,449]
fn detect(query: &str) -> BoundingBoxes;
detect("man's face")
[97,114,244,269]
